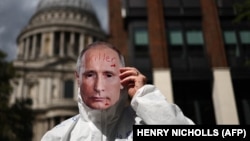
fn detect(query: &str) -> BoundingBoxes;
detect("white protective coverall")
[41,84,194,141]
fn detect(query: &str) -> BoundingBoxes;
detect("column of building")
[31,35,37,59]
[146,0,174,103]
[69,32,75,56]
[108,0,128,65]
[24,37,30,60]
[200,0,239,124]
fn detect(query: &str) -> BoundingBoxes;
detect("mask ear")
[75,71,80,86]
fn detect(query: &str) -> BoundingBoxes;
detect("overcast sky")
[0,0,108,61]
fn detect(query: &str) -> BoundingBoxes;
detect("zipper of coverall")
[101,110,108,141]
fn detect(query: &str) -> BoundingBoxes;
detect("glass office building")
[108,0,250,125]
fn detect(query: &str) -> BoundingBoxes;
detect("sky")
[0,0,108,61]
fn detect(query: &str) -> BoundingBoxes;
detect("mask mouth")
[90,96,109,101]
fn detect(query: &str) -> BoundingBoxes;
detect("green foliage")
[0,50,34,141]
[0,51,15,104]
[8,98,34,141]
[233,0,250,23]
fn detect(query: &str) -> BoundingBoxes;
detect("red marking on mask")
[111,64,116,67]
[90,53,116,63]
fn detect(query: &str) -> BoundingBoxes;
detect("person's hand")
[120,67,147,98]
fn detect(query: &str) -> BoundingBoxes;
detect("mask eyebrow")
[82,70,95,75]
[103,70,117,75]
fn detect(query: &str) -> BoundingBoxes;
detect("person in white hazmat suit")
[41,41,194,141]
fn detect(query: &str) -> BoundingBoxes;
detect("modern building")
[108,0,250,125]
[11,0,106,140]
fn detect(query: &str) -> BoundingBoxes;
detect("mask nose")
[94,75,105,93]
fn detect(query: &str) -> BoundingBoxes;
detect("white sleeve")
[131,84,195,125]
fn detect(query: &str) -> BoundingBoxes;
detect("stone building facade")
[11,0,106,140]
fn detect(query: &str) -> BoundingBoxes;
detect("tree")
[233,0,250,23]
[0,50,34,141]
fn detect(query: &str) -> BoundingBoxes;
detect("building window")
[168,22,213,125]
[168,21,205,59]
[74,32,80,56]
[217,0,241,15]
[173,80,215,124]
[223,31,239,57]
[54,31,60,56]
[240,31,250,44]
[36,33,41,57]
[129,23,152,84]
[127,0,146,8]
[64,32,71,56]
[186,30,204,57]
[169,30,184,58]
[134,28,148,45]
[241,99,250,124]
[163,0,201,16]
[63,80,74,98]
[240,31,250,60]
[28,36,33,60]
[223,30,250,68]
[169,30,183,45]
[233,79,250,124]
[224,31,237,43]
[133,27,149,57]
[168,28,207,72]
[187,30,204,45]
